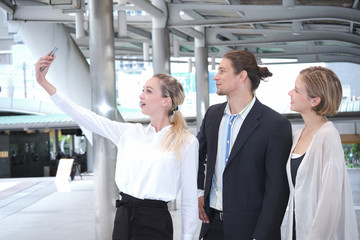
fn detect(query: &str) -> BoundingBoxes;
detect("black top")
[291,153,305,186]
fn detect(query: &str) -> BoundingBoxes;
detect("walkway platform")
[0,169,359,240]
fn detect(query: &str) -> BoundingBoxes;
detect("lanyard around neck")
[229,96,254,117]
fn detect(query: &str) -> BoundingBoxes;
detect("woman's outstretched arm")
[35,52,57,96]
[34,51,130,144]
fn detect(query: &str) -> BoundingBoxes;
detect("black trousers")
[112,192,173,240]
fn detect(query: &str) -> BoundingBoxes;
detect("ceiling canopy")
[0,0,359,64]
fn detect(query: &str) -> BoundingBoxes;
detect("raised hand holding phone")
[35,47,58,96]
[39,46,58,72]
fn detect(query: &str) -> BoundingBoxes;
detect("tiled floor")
[0,169,359,240]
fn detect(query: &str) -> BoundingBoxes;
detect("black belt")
[116,192,168,209]
[211,208,224,221]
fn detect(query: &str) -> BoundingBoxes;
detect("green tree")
[350,143,360,167]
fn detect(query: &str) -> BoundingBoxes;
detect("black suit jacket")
[197,99,292,240]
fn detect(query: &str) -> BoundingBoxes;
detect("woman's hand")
[35,52,57,96]
[35,52,56,79]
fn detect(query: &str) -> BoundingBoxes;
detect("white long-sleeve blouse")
[285,121,358,240]
[51,92,199,240]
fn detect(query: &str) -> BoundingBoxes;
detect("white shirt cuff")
[182,233,194,240]
[50,92,62,104]
[197,189,204,198]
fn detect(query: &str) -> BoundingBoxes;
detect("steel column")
[89,0,118,239]
[152,0,170,74]
[195,27,209,131]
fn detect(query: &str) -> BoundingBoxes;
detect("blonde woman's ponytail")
[153,73,190,163]
[163,109,189,162]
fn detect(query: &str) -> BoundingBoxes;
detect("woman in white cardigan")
[286,66,358,240]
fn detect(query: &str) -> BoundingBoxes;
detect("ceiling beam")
[206,28,360,46]
[168,4,360,27]
[127,25,151,39]
[11,6,74,22]
[0,0,15,13]
[352,0,359,9]
[169,28,194,42]
[171,0,232,53]
[128,0,164,18]
[254,45,360,58]
[173,27,204,40]
[283,0,295,9]
[10,6,152,24]
[295,55,360,65]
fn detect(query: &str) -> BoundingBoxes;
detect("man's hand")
[198,196,210,224]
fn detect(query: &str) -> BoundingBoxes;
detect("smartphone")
[40,46,59,72]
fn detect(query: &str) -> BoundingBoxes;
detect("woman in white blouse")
[286,66,358,240]
[35,53,199,240]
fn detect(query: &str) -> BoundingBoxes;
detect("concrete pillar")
[117,10,127,37]
[151,0,170,74]
[75,11,85,39]
[151,0,177,210]
[88,0,118,239]
[69,135,74,156]
[52,129,59,159]
[195,27,209,131]
[143,42,150,61]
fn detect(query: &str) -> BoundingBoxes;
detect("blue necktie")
[225,114,238,165]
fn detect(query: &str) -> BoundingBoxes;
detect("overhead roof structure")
[0,0,359,133]
[0,0,359,65]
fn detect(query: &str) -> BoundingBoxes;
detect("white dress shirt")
[51,92,199,240]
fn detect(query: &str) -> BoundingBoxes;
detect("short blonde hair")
[299,66,342,116]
